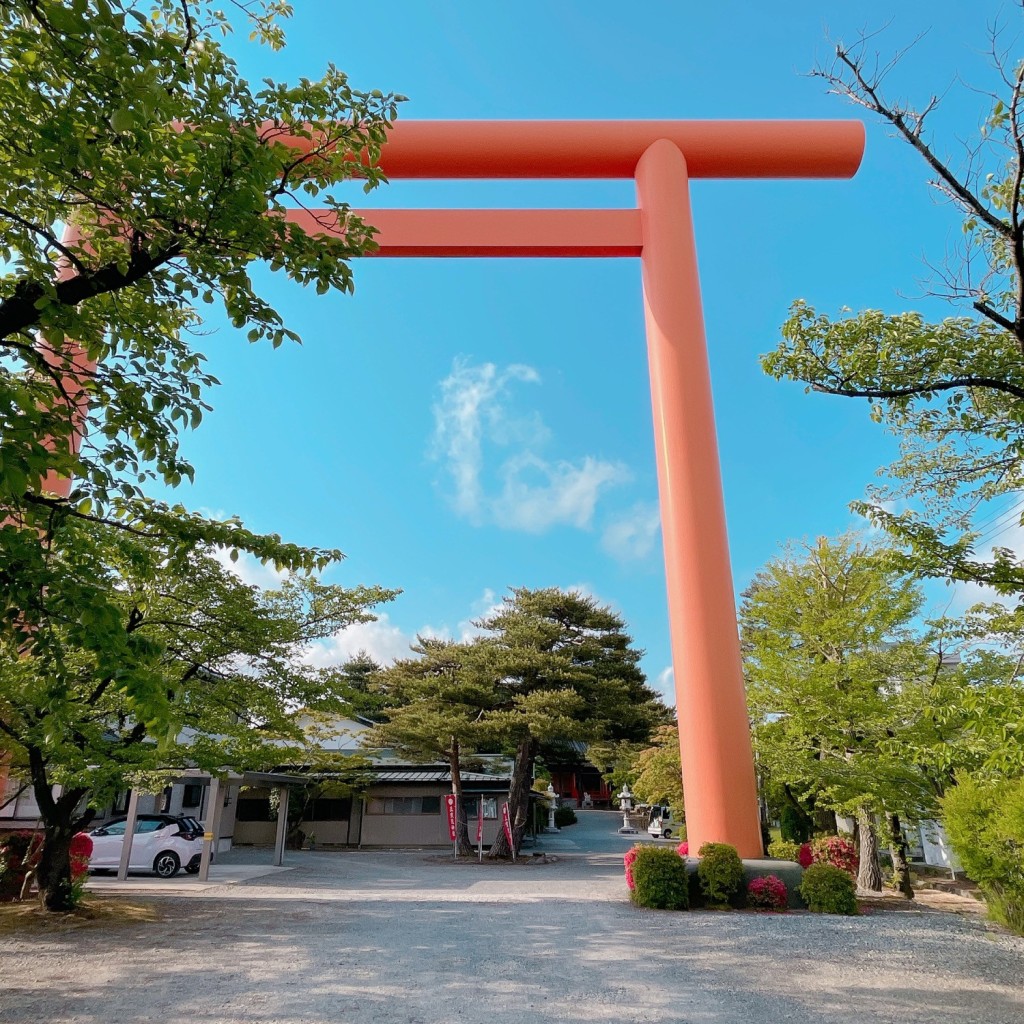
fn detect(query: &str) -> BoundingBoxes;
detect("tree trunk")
[487,736,534,859]
[886,812,915,899]
[449,739,474,857]
[856,808,883,892]
[35,818,77,912]
[27,748,89,912]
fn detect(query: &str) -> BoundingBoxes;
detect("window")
[182,784,203,809]
[137,819,164,833]
[462,797,498,819]
[366,796,442,815]
[305,797,352,822]
[103,821,127,836]
[236,798,272,822]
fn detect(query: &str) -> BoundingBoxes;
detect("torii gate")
[291,120,864,858]
[52,120,865,860]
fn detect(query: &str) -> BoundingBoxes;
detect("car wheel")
[663,830,672,839]
[153,851,180,878]
[184,864,200,875]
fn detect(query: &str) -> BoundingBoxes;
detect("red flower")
[747,873,788,911]
[677,842,688,857]
[798,842,813,868]
[69,832,94,880]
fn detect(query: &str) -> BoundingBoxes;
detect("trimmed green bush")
[767,838,801,861]
[554,806,578,828]
[630,845,689,910]
[799,863,858,915]
[942,775,1024,935]
[696,842,743,907]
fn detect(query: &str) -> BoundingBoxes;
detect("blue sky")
[163,1,1017,703]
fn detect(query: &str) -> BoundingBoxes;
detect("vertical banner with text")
[501,800,514,861]
[444,793,458,843]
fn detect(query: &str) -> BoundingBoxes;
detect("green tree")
[0,517,395,910]
[741,535,935,892]
[761,18,1024,595]
[0,1,402,909]
[478,588,666,858]
[629,724,684,811]
[368,639,497,856]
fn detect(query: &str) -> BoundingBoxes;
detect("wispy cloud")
[601,501,661,562]
[431,358,628,533]
[655,666,676,708]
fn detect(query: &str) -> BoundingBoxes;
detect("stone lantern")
[617,784,638,835]
[543,783,561,833]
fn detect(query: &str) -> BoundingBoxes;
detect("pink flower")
[624,847,639,891]
[798,842,813,868]
[677,842,689,857]
[747,873,788,911]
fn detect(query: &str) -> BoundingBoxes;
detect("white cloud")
[302,588,505,670]
[655,666,676,708]
[601,502,661,562]
[430,358,628,533]
[303,612,417,669]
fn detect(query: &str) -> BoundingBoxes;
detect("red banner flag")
[444,793,458,842]
[501,801,513,847]
[476,798,484,844]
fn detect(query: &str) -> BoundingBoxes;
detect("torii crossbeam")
[285,119,863,858]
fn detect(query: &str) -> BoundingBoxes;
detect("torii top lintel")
[280,120,865,258]
[280,119,865,179]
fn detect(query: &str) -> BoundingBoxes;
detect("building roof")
[373,768,509,785]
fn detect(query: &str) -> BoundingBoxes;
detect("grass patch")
[0,896,160,934]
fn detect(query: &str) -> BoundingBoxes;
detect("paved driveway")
[2,811,1022,1024]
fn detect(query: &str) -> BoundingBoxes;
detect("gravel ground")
[2,811,1022,1024]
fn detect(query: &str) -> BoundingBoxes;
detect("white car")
[88,814,204,878]
[647,806,683,840]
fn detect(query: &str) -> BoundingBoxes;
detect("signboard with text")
[444,793,458,842]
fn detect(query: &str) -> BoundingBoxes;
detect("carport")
[114,769,308,882]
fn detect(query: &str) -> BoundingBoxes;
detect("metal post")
[116,788,141,881]
[197,776,220,882]
[273,785,289,868]
[635,139,763,858]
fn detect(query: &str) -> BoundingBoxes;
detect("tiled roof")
[373,769,509,784]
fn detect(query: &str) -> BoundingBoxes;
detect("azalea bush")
[747,874,788,911]
[677,841,689,857]
[811,835,859,875]
[68,832,93,906]
[697,842,743,908]
[624,846,639,891]
[797,836,858,875]
[629,845,689,910]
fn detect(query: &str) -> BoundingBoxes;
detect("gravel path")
[2,812,1022,1024]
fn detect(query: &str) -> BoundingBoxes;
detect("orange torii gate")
[284,120,864,858]
[55,120,865,859]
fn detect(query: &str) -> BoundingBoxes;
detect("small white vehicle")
[647,805,683,840]
[88,814,204,878]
